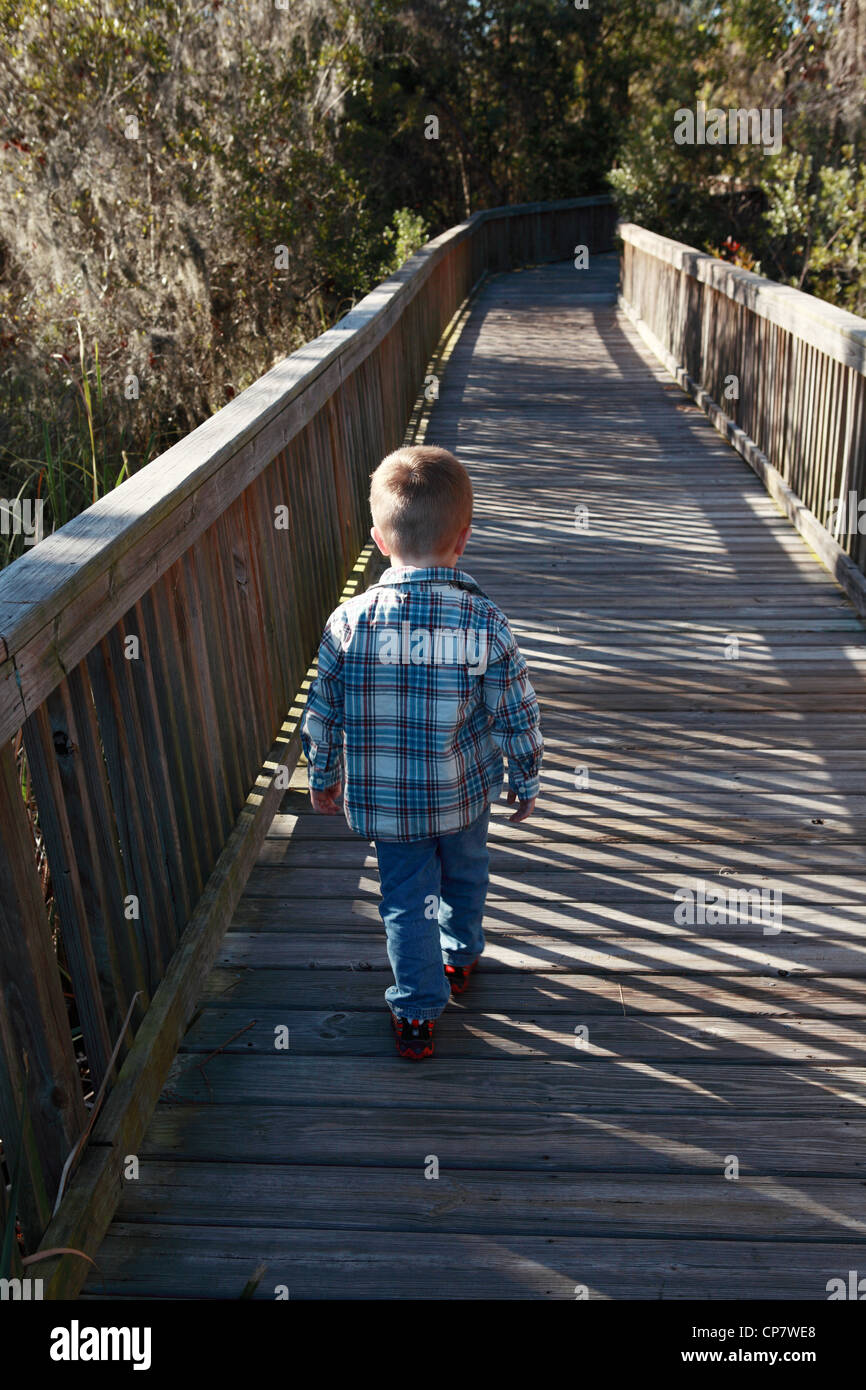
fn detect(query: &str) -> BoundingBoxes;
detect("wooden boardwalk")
[83,254,866,1300]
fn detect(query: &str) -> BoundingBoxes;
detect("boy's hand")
[507,789,536,823]
[310,781,342,815]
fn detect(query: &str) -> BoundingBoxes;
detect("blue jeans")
[373,805,491,1022]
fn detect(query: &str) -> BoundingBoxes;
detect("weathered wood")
[85,635,171,986]
[137,1105,866,1176]
[199,966,866,1015]
[213,929,866,976]
[262,821,866,868]
[185,539,246,818]
[62,664,149,1033]
[158,1052,866,1114]
[181,1008,866,1062]
[77,1226,866,1300]
[110,1162,866,1242]
[241,867,866,904]
[0,200,614,743]
[32,541,388,1297]
[22,696,115,1088]
[618,224,866,374]
[30,716,304,1297]
[136,576,215,896]
[231,897,866,935]
[0,741,85,1249]
[82,253,866,1303]
[4,167,600,1285]
[618,220,866,610]
[2,229,851,1302]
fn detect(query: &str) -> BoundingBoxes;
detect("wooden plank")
[231,898,866,936]
[262,821,866,868]
[244,463,295,722]
[137,1104,866,1176]
[63,663,150,1032]
[85,634,171,983]
[241,866,866,904]
[78,1225,866,1299]
[206,507,265,795]
[181,1009,866,1062]
[266,805,866,843]
[21,696,115,1087]
[213,929,866,976]
[185,537,246,819]
[0,740,86,1249]
[531,712,866,747]
[157,1053,866,1114]
[110,1161,866,1242]
[124,596,194,946]
[137,573,215,896]
[198,967,866,1015]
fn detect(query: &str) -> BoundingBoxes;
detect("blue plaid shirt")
[300,565,543,841]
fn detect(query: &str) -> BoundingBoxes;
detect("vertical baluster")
[136,578,211,902]
[22,699,114,1089]
[86,636,168,990]
[0,740,86,1250]
[63,663,149,1028]
[187,537,246,818]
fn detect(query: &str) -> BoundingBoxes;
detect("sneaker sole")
[395,1042,435,1060]
[390,1012,435,1060]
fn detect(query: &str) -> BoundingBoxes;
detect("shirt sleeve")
[300,615,345,790]
[480,620,543,800]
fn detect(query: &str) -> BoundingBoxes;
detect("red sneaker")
[390,1011,435,1060]
[444,955,480,995]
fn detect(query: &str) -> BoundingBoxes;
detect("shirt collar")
[372,565,485,596]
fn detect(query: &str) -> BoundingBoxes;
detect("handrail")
[0,196,612,743]
[618,221,866,605]
[0,194,616,1290]
[620,223,866,373]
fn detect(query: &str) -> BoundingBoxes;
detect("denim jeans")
[373,804,491,1022]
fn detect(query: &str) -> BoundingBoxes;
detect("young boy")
[300,445,543,1059]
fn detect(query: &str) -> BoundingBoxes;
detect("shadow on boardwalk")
[82,254,866,1300]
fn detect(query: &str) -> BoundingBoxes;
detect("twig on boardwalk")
[196,1019,258,1100]
[52,991,143,1216]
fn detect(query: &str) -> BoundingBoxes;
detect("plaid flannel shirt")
[300,565,543,841]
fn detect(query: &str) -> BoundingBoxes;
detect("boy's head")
[369,445,472,563]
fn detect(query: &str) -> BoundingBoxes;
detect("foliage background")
[0,0,863,563]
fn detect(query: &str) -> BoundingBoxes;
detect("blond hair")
[370,445,472,558]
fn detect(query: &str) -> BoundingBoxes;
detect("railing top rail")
[618,221,866,377]
[0,196,612,744]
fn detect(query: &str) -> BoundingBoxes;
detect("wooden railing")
[0,195,616,1294]
[618,222,866,613]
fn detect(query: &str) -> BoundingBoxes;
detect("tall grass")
[0,321,163,569]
